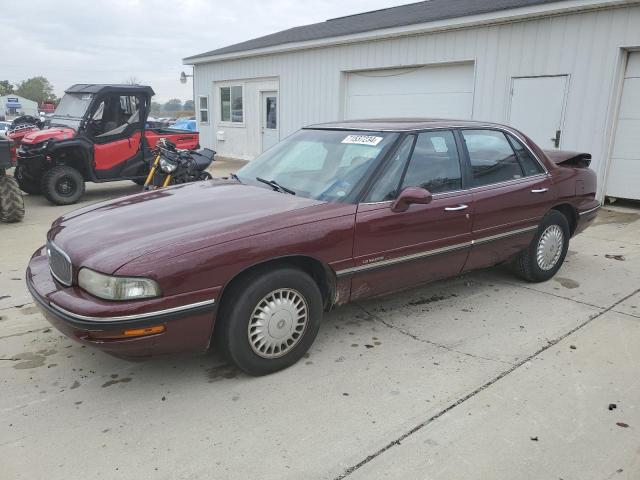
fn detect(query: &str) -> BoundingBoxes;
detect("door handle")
[531,188,549,193]
[551,130,561,148]
[444,204,468,211]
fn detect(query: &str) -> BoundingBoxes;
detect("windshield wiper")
[256,177,296,195]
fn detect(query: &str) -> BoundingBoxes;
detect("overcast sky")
[5,0,413,103]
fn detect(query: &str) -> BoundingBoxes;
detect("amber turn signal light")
[123,325,166,337]
[89,325,166,340]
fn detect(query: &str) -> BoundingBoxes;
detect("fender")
[47,136,97,181]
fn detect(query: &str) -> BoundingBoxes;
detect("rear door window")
[507,134,545,176]
[461,130,524,187]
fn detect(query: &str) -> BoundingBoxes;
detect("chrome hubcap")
[248,288,308,359]
[536,224,564,270]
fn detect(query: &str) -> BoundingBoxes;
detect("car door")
[460,128,554,271]
[91,94,144,179]
[349,130,473,301]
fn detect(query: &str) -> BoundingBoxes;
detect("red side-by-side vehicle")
[9,84,200,205]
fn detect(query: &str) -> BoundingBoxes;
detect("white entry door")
[345,63,475,120]
[606,52,640,200]
[261,91,278,152]
[508,75,569,149]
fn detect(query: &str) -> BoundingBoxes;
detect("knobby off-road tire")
[217,266,323,376]
[41,166,85,205]
[0,175,25,223]
[512,210,570,282]
[14,165,41,195]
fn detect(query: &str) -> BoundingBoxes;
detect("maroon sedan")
[27,119,599,375]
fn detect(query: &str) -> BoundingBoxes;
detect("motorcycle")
[143,138,215,190]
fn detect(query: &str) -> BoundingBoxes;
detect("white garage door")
[345,63,474,120]
[607,52,640,200]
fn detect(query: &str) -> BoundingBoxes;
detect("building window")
[199,96,209,123]
[220,86,243,123]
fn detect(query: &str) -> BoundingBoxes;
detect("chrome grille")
[47,241,72,286]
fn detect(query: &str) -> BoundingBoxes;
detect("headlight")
[159,157,177,173]
[78,268,161,301]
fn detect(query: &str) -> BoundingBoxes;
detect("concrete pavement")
[1,174,639,480]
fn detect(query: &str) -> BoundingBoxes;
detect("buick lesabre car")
[27,119,600,375]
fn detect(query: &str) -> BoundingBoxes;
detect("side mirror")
[391,186,433,212]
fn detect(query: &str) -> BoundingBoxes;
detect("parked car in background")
[27,119,599,376]
[169,119,197,131]
[0,121,11,136]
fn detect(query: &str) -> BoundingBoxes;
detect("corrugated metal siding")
[194,5,640,191]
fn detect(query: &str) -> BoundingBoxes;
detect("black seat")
[189,148,215,170]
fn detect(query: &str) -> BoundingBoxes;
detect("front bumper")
[27,246,219,359]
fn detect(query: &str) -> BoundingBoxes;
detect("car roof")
[305,118,513,132]
[65,84,155,96]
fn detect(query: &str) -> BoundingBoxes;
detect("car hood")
[21,127,76,145]
[48,180,343,274]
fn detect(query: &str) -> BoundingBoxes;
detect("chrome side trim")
[49,298,216,323]
[472,225,538,246]
[336,225,538,277]
[337,241,473,276]
[579,205,601,217]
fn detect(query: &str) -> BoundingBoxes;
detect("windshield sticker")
[341,135,383,146]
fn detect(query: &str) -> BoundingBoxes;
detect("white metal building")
[0,95,38,119]
[184,0,640,200]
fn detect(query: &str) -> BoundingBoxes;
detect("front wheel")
[199,171,213,181]
[217,266,323,376]
[41,166,85,205]
[511,210,570,282]
[0,175,25,223]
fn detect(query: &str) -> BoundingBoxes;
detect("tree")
[124,76,141,85]
[150,101,163,116]
[0,80,14,96]
[183,99,194,111]
[163,99,182,113]
[15,76,56,104]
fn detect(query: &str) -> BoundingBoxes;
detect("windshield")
[53,93,93,119]
[236,129,399,202]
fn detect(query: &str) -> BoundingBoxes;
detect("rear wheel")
[14,165,41,195]
[217,266,323,376]
[199,171,212,181]
[511,210,570,282]
[41,166,85,205]
[0,175,25,223]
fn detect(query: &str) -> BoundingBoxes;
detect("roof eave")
[183,0,631,65]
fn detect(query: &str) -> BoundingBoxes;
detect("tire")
[41,166,85,206]
[132,178,146,186]
[511,210,570,282]
[0,176,25,223]
[199,171,213,181]
[217,266,323,376]
[14,165,41,195]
